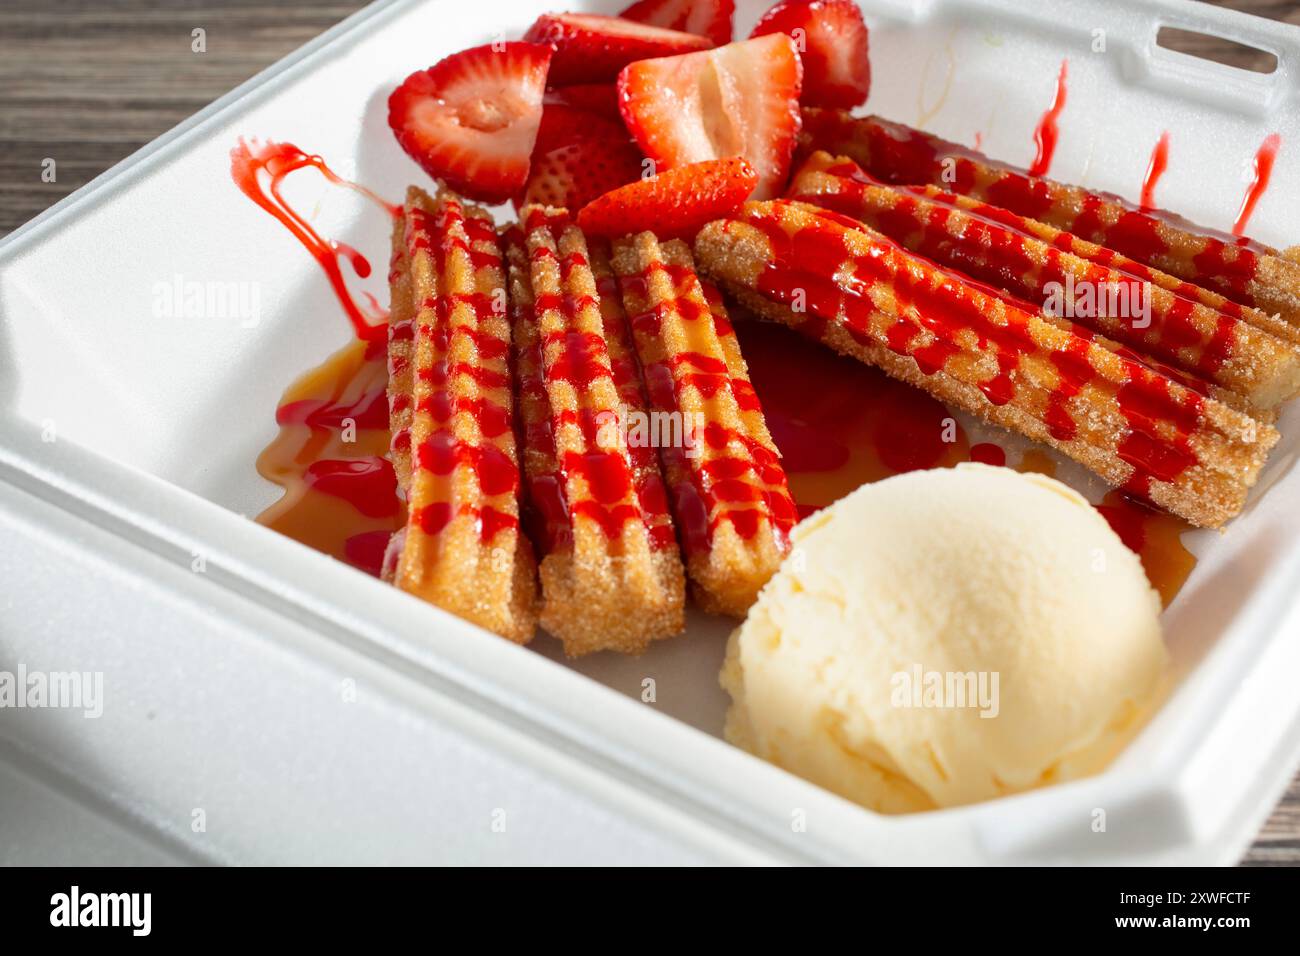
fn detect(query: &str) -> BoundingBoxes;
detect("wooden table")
[2,0,1298,865]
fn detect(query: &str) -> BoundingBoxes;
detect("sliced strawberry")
[524,12,712,85]
[387,42,551,204]
[751,0,870,109]
[519,105,645,211]
[577,157,759,239]
[543,83,621,121]
[618,34,802,199]
[619,0,734,46]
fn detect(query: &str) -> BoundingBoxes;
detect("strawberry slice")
[524,12,712,85]
[519,104,646,211]
[387,42,552,204]
[543,83,621,121]
[619,0,734,46]
[576,156,759,239]
[751,0,870,109]
[618,34,803,199]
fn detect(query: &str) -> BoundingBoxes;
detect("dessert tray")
[3,0,1300,864]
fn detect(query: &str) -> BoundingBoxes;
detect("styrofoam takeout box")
[2,0,1300,865]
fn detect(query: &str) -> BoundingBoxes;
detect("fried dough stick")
[799,108,1300,326]
[612,232,796,616]
[695,200,1278,528]
[383,186,538,643]
[505,208,685,655]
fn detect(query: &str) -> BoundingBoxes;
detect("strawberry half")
[618,34,803,199]
[619,0,734,46]
[387,42,552,204]
[518,104,645,211]
[524,12,712,85]
[751,0,870,109]
[576,156,758,239]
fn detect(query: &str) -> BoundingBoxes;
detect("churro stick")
[799,108,1300,324]
[788,152,1300,410]
[505,208,685,655]
[790,150,1300,349]
[383,186,538,643]
[694,201,1278,528]
[587,241,684,562]
[611,232,796,616]
[386,209,417,491]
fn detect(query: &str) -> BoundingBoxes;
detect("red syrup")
[1140,131,1170,210]
[796,164,1238,384]
[1233,133,1281,237]
[741,203,1206,496]
[619,262,798,556]
[399,198,522,547]
[508,219,679,555]
[230,139,396,342]
[1028,59,1068,178]
[238,140,404,575]
[808,86,1276,307]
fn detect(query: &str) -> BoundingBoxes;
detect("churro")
[799,108,1300,325]
[694,200,1278,528]
[383,186,539,642]
[788,152,1300,410]
[611,232,796,616]
[505,207,685,655]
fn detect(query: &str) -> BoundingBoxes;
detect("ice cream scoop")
[721,463,1168,813]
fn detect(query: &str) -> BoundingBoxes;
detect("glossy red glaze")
[1233,133,1281,237]
[230,139,396,341]
[618,257,798,554]
[794,166,1242,381]
[1140,131,1170,211]
[739,203,1205,496]
[1029,60,1068,178]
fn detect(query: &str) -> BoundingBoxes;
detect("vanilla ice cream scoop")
[721,463,1168,813]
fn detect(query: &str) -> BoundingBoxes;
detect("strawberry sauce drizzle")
[1029,60,1068,178]
[619,261,797,555]
[1140,131,1170,211]
[511,215,676,553]
[230,139,396,342]
[404,199,520,544]
[742,204,1206,499]
[802,108,1278,306]
[1233,133,1281,237]
[590,267,680,551]
[795,163,1240,382]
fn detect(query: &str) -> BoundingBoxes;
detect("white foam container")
[2,0,1300,865]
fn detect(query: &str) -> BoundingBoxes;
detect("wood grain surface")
[1,0,1297,866]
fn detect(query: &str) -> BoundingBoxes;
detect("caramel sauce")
[255,337,403,576]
